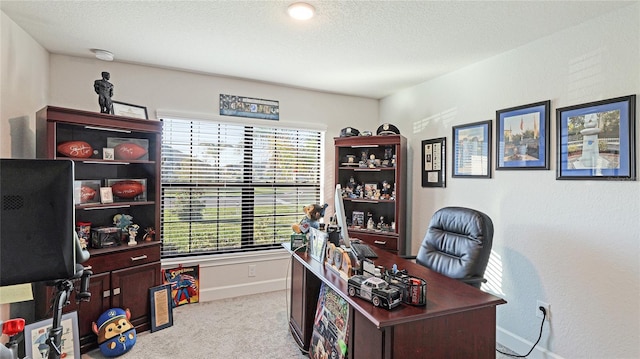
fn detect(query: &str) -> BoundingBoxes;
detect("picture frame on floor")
[24,311,80,359]
[452,120,492,178]
[149,284,174,332]
[556,94,636,180]
[496,100,550,170]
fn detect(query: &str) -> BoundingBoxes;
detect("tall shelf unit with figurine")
[334,134,407,255]
[33,106,162,353]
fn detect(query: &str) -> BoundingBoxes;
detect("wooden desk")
[285,244,507,358]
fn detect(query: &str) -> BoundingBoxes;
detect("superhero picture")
[163,265,200,307]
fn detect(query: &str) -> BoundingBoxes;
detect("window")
[160,117,323,258]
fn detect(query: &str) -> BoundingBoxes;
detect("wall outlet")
[248,264,256,277]
[536,300,550,320]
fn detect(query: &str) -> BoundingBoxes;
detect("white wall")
[0,11,49,158]
[380,4,640,359]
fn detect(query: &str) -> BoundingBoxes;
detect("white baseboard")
[199,278,288,302]
[497,326,563,359]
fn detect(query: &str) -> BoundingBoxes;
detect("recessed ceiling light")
[288,2,315,20]
[91,49,114,61]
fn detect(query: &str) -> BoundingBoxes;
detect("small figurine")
[143,227,155,241]
[127,224,139,246]
[368,153,377,168]
[77,222,91,249]
[366,212,375,230]
[359,149,368,163]
[384,146,393,161]
[345,176,357,198]
[292,203,328,234]
[113,214,132,231]
[94,71,114,114]
[381,180,392,200]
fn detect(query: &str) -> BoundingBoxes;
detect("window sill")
[161,247,291,268]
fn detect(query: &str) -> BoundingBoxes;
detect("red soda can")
[410,278,421,304]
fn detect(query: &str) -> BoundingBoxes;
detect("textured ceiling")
[1,1,634,99]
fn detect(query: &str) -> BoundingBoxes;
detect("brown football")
[80,186,97,203]
[111,180,145,199]
[57,141,93,158]
[114,143,147,160]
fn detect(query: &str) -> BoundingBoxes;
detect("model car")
[347,275,402,310]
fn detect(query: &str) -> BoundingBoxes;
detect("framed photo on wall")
[421,137,446,187]
[556,94,636,180]
[452,120,492,178]
[496,100,550,170]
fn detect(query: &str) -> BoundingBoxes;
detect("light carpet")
[82,290,518,358]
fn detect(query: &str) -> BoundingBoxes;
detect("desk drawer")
[87,243,160,273]
[358,234,398,253]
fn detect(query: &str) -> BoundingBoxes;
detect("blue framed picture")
[496,100,550,170]
[452,120,492,178]
[556,95,636,180]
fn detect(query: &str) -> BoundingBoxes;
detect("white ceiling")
[1,1,634,99]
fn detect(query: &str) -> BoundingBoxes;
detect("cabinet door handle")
[374,240,387,245]
[103,290,111,298]
[113,288,121,296]
[131,255,148,261]
[351,145,379,148]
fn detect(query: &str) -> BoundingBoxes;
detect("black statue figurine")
[94,71,114,114]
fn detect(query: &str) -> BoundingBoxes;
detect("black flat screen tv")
[0,158,76,286]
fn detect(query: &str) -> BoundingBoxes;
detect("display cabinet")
[33,106,162,353]
[334,135,407,255]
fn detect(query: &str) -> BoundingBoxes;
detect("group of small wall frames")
[422,94,636,187]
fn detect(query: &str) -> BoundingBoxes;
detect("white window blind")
[160,117,323,257]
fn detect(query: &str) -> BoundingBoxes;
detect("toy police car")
[347,275,402,310]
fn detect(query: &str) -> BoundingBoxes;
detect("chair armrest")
[399,255,417,262]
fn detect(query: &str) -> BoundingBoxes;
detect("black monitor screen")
[1,158,76,286]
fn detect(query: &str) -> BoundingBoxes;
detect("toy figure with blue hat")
[92,308,137,357]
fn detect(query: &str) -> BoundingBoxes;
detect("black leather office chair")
[415,207,493,288]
